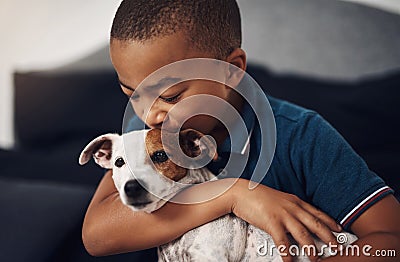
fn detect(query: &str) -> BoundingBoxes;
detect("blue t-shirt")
[125,94,393,232]
[257,96,392,231]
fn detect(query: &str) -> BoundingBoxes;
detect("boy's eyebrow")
[118,77,184,92]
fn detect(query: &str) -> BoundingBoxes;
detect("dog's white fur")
[79,129,357,261]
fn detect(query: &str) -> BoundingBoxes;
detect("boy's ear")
[225,48,247,87]
[226,47,247,71]
[79,134,120,169]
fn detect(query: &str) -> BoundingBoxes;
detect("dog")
[79,129,357,261]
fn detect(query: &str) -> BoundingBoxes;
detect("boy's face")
[110,32,242,139]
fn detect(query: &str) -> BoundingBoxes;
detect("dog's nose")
[124,179,147,199]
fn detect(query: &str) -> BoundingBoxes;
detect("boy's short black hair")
[111,0,241,59]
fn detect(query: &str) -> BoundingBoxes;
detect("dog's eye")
[115,157,125,168]
[151,150,168,163]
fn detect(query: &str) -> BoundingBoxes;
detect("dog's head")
[79,129,216,212]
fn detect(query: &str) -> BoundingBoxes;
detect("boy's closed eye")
[159,93,182,103]
[128,91,182,103]
[119,82,135,98]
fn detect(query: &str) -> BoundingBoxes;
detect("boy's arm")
[323,194,400,261]
[82,171,340,261]
[82,170,233,256]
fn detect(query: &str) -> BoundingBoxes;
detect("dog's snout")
[124,179,147,199]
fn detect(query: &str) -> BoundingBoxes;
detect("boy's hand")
[230,178,342,262]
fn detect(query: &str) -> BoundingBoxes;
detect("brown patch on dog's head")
[145,129,217,182]
[145,129,187,181]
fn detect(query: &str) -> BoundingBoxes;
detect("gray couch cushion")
[238,0,400,80]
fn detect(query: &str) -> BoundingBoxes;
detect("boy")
[82,0,400,261]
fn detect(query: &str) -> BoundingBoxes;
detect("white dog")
[79,129,357,261]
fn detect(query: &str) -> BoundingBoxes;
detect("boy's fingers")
[285,217,320,262]
[299,201,341,232]
[293,205,339,247]
[269,225,294,262]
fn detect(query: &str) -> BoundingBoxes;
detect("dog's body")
[80,129,357,261]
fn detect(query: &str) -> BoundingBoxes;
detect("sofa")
[1,0,399,261]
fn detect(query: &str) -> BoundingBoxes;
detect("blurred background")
[1,0,400,149]
[0,0,121,149]
[0,0,399,261]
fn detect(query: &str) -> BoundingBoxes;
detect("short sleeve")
[290,113,393,231]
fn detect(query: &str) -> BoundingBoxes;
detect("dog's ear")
[79,134,120,169]
[179,129,218,160]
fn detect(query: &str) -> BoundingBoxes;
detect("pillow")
[14,69,127,149]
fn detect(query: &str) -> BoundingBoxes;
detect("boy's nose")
[145,109,167,129]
